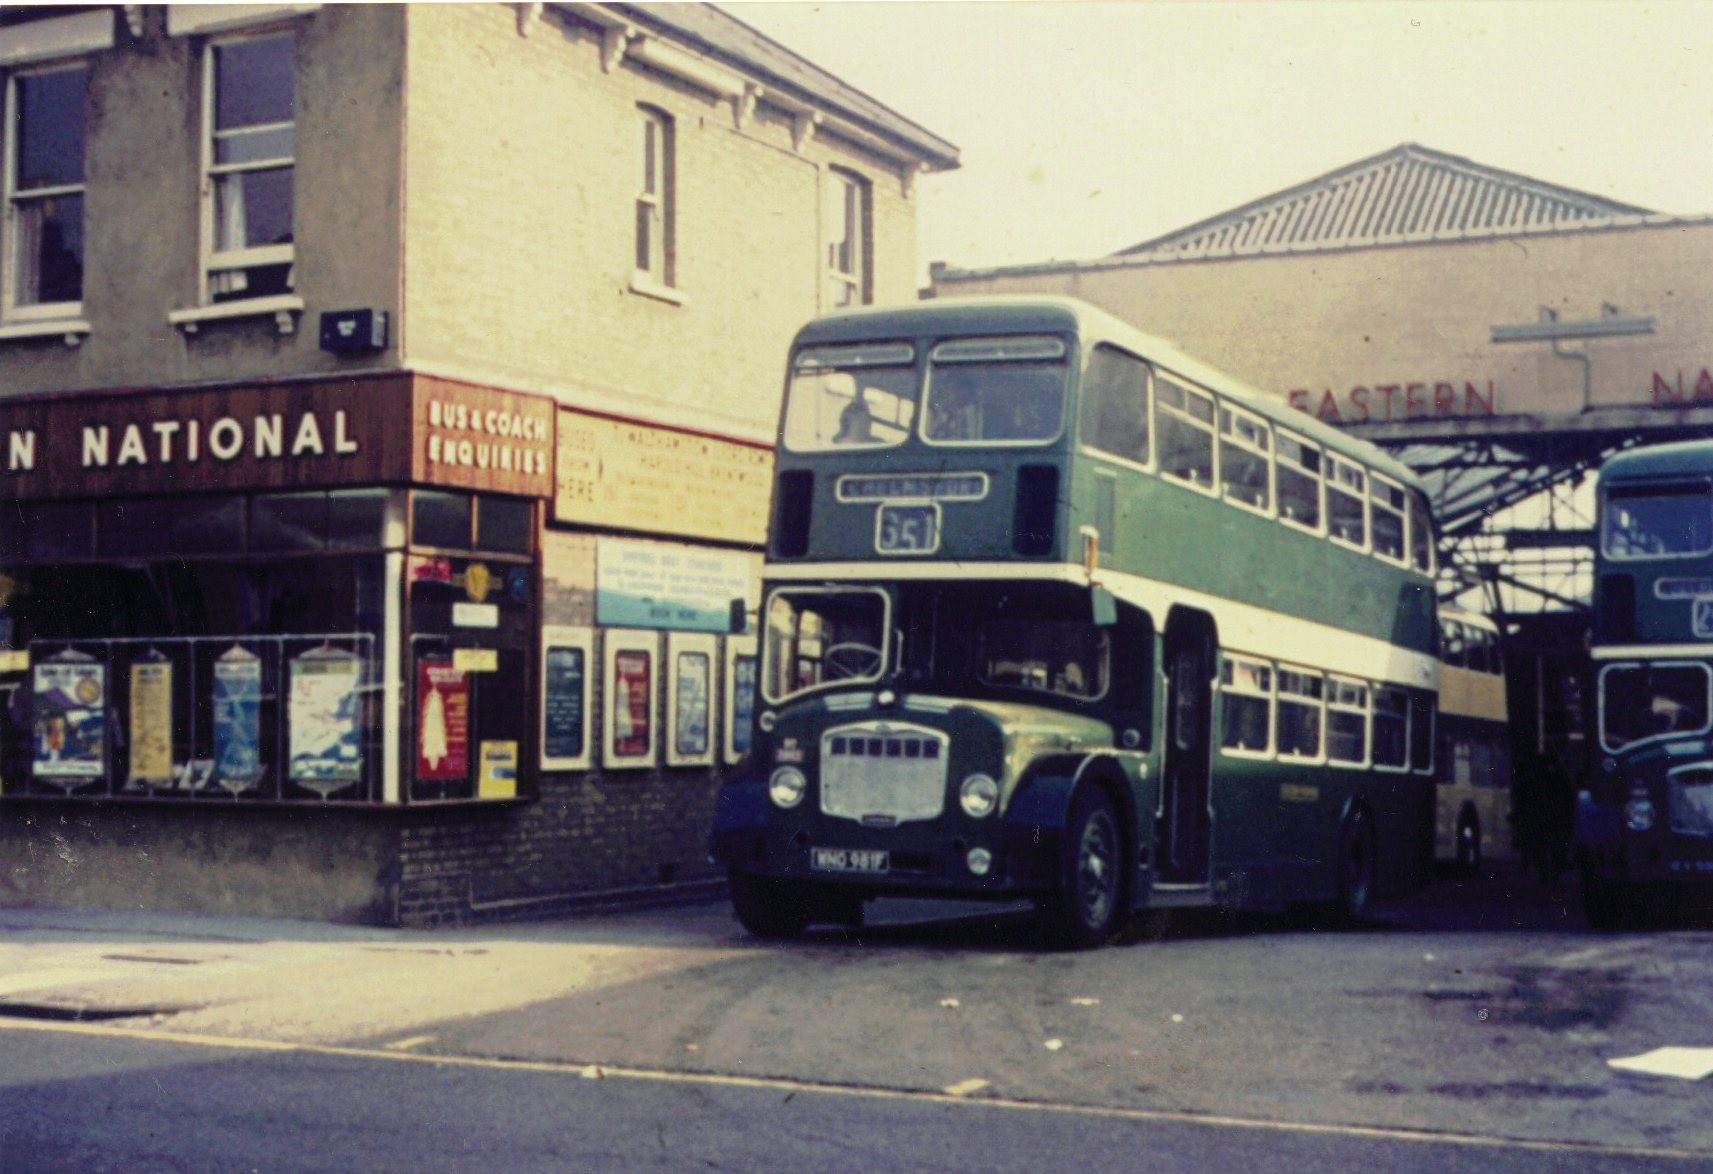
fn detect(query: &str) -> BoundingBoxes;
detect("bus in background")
[1435,607,1511,874]
[710,297,1440,947]
[1581,439,1713,928]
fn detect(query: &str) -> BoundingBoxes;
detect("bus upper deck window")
[924,336,1067,445]
[1601,483,1713,560]
[783,344,917,453]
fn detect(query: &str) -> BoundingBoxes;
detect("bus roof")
[1599,438,1713,484]
[792,296,1425,492]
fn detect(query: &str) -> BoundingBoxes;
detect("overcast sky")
[724,1,1713,274]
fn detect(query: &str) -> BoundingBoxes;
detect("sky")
[723,1,1713,275]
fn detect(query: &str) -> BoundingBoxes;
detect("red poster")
[417,661,470,780]
[613,651,652,757]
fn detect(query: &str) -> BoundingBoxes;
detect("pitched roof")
[1117,143,1649,260]
[611,4,959,170]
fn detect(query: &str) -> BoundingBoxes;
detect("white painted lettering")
[208,417,243,461]
[187,419,199,461]
[116,424,148,466]
[152,421,180,462]
[8,431,35,472]
[291,413,325,457]
[334,410,358,455]
[255,414,283,459]
[82,426,110,467]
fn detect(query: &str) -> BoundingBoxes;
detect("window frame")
[825,166,870,309]
[199,28,298,307]
[1078,344,1154,472]
[1371,684,1411,772]
[1154,373,1218,495]
[603,629,658,768]
[1369,472,1409,567]
[634,104,675,291]
[2,60,87,324]
[722,634,758,766]
[1275,430,1325,536]
[1408,488,1436,576]
[1217,652,1274,758]
[1326,454,1370,553]
[665,632,717,768]
[539,624,593,772]
[1326,675,1371,768]
[1275,665,1326,764]
[1217,400,1273,517]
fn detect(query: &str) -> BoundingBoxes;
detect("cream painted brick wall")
[938,221,1713,421]
[402,4,922,440]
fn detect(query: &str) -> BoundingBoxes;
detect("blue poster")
[213,646,262,788]
[732,655,757,755]
[289,648,363,786]
[596,539,752,632]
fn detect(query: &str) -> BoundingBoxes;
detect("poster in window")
[731,654,757,755]
[288,647,363,788]
[613,651,652,758]
[31,654,104,781]
[212,645,262,791]
[416,660,469,782]
[542,645,585,762]
[674,652,710,758]
[128,655,174,787]
[477,740,518,799]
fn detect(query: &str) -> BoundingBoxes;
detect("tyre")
[728,870,813,939]
[1455,813,1482,877]
[1313,805,1376,929]
[1581,868,1636,931]
[1039,787,1125,950]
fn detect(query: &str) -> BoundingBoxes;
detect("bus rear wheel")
[1313,805,1376,929]
[1040,787,1125,950]
[728,870,813,939]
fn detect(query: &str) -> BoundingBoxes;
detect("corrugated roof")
[1118,144,1649,260]
[609,4,960,170]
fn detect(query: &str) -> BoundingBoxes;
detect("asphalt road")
[3,864,1712,1170]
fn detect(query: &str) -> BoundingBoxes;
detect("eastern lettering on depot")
[425,398,550,475]
[3,409,360,474]
[1288,380,1497,424]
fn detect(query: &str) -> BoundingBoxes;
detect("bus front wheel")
[1039,787,1125,950]
[728,870,813,939]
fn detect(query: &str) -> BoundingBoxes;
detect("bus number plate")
[877,504,938,554]
[811,847,890,874]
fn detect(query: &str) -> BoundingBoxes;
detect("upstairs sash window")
[206,33,295,302]
[635,106,674,287]
[5,64,86,316]
[825,168,869,308]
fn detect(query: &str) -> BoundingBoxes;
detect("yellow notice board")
[554,410,773,544]
[478,740,518,799]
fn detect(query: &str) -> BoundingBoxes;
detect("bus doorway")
[1159,611,1215,885]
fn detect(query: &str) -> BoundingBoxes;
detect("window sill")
[627,273,687,306]
[0,318,91,347]
[169,295,304,336]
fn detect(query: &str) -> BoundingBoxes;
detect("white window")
[1218,403,1272,513]
[825,168,868,308]
[1276,431,1323,533]
[4,63,86,320]
[1277,667,1324,761]
[1327,455,1368,550]
[1327,677,1370,766]
[1370,474,1408,565]
[635,105,674,287]
[1219,655,1273,756]
[1156,375,1216,491]
[204,31,296,303]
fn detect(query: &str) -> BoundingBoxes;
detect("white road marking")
[0,1017,1706,1162]
[944,1078,989,1097]
[383,1035,436,1052]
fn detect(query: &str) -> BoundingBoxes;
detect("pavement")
[0,902,749,1047]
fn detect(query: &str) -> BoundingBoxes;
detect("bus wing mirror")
[1092,586,1117,627]
[729,598,750,635]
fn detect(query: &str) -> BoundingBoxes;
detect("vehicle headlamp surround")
[770,766,808,809]
[960,772,1000,818]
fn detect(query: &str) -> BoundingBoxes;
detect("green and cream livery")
[711,297,1439,947]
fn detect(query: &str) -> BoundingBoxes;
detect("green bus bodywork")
[712,297,1439,946]
[1582,438,1713,927]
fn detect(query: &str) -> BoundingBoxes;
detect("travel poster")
[288,648,363,783]
[542,644,585,762]
[31,657,105,779]
[675,652,710,757]
[477,740,518,799]
[212,646,262,787]
[128,657,174,785]
[417,660,470,782]
[731,654,757,755]
[612,650,652,758]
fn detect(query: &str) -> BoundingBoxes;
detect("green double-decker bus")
[711,297,1439,946]
[1582,439,1713,927]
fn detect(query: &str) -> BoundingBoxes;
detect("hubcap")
[1078,813,1117,925]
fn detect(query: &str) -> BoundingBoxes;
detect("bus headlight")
[769,766,808,809]
[1624,797,1656,832]
[960,773,1000,818]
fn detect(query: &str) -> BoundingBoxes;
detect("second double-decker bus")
[1581,439,1713,927]
[711,297,1439,947]
[1435,608,1512,873]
